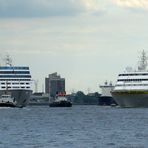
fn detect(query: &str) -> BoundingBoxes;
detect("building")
[45,72,65,97]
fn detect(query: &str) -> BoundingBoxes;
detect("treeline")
[67,91,100,105]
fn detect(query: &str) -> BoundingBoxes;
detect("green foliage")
[68,91,100,105]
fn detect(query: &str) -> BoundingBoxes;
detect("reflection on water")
[0,106,147,148]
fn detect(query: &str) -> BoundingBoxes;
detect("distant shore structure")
[45,72,65,98]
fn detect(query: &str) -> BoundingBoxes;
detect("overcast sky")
[0,0,148,93]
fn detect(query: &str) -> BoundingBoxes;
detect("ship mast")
[138,50,147,71]
[4,55,12,66]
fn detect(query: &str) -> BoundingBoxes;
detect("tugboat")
[49,92,72,107]
[0,94,17,107]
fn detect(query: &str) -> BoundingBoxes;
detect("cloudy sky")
[0,0,148,93]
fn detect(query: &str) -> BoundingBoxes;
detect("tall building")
[45,72,65,97]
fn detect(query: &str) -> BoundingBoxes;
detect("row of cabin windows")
[119,73,148,76]
[0,71,30,74]
[116,84,148,86]
[1,86,30,89]
[0,75,31,78]
[0,67,29,70]
[1,82,30,85]
[0,79,31,81]
[117,79,148,82]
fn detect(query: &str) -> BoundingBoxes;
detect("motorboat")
[0,94,17,107]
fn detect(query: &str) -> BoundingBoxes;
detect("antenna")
[34,80,38,93]
[138,50,147,71]
[42,83,44,93]
[4,55,12,66]
[87,88,91,94]
[0,55,2,66]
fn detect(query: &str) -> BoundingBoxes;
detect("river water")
[0,105,147,148]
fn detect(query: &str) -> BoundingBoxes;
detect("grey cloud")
[0,0,90,17]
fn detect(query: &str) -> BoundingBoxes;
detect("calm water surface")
[0,105,148,148]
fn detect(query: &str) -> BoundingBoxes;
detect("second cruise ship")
[0,55,32,107]
[111,50,148,107]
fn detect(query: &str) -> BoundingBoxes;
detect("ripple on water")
[0,106,148,147]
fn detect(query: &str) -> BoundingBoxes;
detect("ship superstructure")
[99,81,116,105]
[0,55,32,107]
[111,50,148,107]
[100,81,114,97]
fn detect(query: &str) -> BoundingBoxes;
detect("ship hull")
[0,90,32,107]
[0,102,16,107]
[111,91,148,108]
[99,96,117,106]
[49,100,72,107]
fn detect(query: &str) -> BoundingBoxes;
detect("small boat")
[0,94,17,107]
[49,92,72,107]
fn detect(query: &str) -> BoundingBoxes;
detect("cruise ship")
[111,50,148,107]
[0,55,32,107]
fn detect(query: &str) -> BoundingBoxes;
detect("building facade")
[45,72,65,97]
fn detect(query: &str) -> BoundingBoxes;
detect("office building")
[45,72,65,97]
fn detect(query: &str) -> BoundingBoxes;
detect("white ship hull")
[111,90,148,107]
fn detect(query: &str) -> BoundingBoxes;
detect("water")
[0,105,148,148]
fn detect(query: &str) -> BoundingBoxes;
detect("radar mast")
[4,55,12,66]
[138,50,147,71]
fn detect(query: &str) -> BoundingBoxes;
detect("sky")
[0,0,148,94]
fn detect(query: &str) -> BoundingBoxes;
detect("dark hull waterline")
[49,101,72,107]
[0,103,16,107]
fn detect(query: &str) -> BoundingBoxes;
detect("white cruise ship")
[111,50,148,107]
[0,55,32,107]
